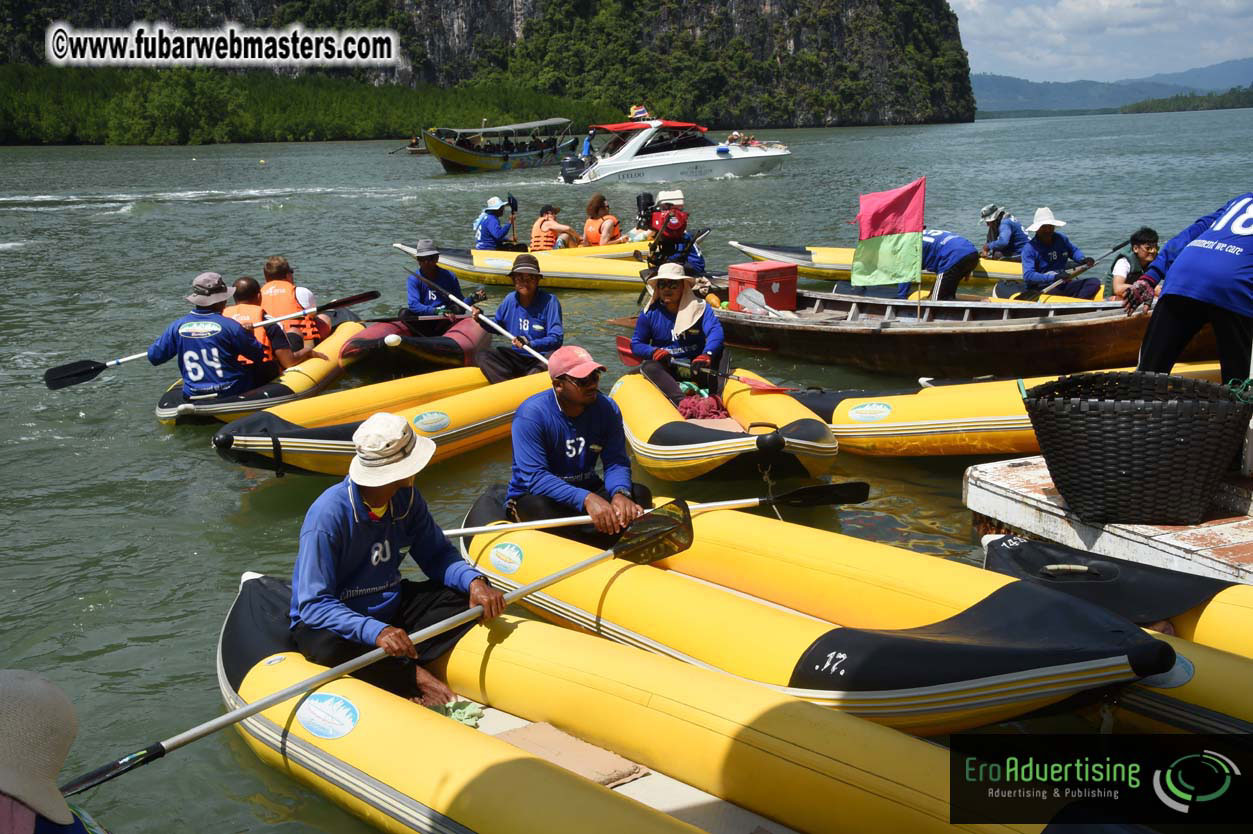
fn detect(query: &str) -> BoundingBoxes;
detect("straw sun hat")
[0,669,77,824]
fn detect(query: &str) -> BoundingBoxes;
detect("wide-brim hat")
[0,669,77,825]
[348,413,437,487]
[510,253,542,276]
[484,196,505,211]
[186,271,232,306]
[1027,207,1066,233]
[645,261,691,287]
[413,238,439,258]
[979,203,1002,222]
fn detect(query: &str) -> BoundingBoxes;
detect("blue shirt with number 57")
[1146,193,1253,317]
[147,308,267,397]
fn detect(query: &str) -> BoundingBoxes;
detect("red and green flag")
[851,177,926,286]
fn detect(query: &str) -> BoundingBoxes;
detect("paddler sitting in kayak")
[261,256,332,347]
[530,204,582,251]
[476,253,563,383]
[223,276,327,383]
[582,193,627,246]
[630,262,724,405]
[290,412,506,706]
[505,346,651,547]
[407,238,486,320]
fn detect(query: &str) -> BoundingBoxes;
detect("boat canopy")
[591,120,707,132]
[432,118,571,136]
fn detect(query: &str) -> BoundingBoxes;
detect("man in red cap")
[504,345,649,545]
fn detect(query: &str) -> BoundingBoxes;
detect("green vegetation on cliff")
[1121,85,1253,114]
[0,65,618,144]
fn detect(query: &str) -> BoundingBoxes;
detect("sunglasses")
[561,372,602,388]
[656,279,683,290]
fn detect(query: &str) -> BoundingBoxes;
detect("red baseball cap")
[548,346,605,380]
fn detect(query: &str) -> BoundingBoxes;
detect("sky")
[950,0,1253,82]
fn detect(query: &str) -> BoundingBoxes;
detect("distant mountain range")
[973,57,1253,112]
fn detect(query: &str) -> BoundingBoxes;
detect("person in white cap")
[147,272,272,399]
[0,669,106,833]
[1021,207,1098,299]
[473,196,514,250]
[631,262,724,404]
[289,412,505,706]
[505,345,650,546]
[979,204,1027,260]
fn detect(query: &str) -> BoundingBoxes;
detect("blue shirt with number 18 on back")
[147,308,267,397]
[1147,192,1253,318]
[505,389,633,510]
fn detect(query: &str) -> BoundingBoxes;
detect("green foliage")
[1120,85,1253,114]
[0,65,619,145]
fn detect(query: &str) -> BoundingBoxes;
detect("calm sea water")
[1,108,1249,832]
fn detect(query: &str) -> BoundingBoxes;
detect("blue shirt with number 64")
[147,308,267,397]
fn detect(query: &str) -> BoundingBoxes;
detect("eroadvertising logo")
[950,734,1249,829]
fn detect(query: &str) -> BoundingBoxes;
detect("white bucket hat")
[656,189,685,207]
[1026,207,1066,233]
[349,412,436,487]
[0,669,77,824]
[484,196,506,211]
[645,261,691,287]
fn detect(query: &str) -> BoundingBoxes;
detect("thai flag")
[628,105,652,120]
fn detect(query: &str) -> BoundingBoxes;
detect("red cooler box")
[728,261,797,312]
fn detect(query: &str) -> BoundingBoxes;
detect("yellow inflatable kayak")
[396,243,653,291]
[154,309,364,424]
[212,367,548,476]
[461,489,1173,736]
[221,572,1041,834]
[728,240,1019,284]
[609,370,838,481]
[794,361,1221,457]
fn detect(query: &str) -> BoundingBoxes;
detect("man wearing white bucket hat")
[473,195,514,250]
[0,669,106,833]
[290,412,505,706]
[1021,207,1099,299]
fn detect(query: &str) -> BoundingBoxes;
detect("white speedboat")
[560,120,789,184]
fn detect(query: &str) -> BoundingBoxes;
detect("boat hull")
[424,130,576,173]
[575,147,788,184]
[728,240,1017,284]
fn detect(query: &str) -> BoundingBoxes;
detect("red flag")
[856,177,926,240]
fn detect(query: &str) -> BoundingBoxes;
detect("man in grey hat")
[147,272,272,398]
[406,238,487,318]
[476,253,563,383]
[290,412,505,706]
[979,204,1027,260]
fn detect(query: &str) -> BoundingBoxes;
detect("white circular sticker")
[848,402,893,422]
[296,693,359,739]
[489,542,524,575]
[412,411,451,433]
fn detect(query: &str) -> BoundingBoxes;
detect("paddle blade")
[61,742,165,796]
[615,335,642,367]
[734,375,797,394]
[769,481,870,508]
[315,290,380,314]
[44,360,107,389]
[612,499,693,565]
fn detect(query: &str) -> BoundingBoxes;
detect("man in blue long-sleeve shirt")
[895,229,981,300]
[290,412,505,705]
[148,272,269,398]
[473,196,514,250]
[406,239,486,317]
[1021,207,1098,298]
[476,254,563,383]
[505,346,650,546]
[980,204,1028,260]
[1127,192,1253,385]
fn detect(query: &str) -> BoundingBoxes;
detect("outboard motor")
[559,155,588,184]
[633,192,656,231]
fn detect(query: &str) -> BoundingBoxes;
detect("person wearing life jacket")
[224,276,327,383]
[473,196,514,250]
[582,193,626,246]
[261,256,331,347]
[530,204,581,251]
[1107,226,1161,300]
[631,262,725,405]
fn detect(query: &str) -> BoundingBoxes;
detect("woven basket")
[1023,372,1253,525]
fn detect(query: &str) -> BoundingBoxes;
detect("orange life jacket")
[530,217,558,252]
[260,279,319,341]
[583,214,621,246]
[222,302,274,363]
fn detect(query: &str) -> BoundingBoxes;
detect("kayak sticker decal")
[490,542,524,575]
[297,693,359,739]
[412,411,451,433]
[178,320,222,339]
[848,402,892,422]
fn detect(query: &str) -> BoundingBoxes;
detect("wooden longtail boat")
[728,240,1019,284]
[712,288,1217,378]
[424,118,576,173]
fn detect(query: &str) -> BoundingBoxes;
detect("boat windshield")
[636,128,714,156]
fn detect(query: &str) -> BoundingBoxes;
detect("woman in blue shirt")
[476,254,564,383]
[631,262,724,404]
